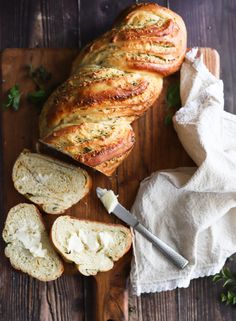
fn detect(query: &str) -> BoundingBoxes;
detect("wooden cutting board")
[0,48,219,321]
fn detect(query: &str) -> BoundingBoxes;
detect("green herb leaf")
[221,293,227,302]
[27,89,47,105]
[222,267,234,279]
[26,64,52,108]
[166,82,181,108]
[212,274,222,282]
[213,265,236,306]
[227,291,234,300]
[26,64,51,89]
[223,279,236,288]
[83,147,92,153]
[164,114,172,126]
[3,84,22,111]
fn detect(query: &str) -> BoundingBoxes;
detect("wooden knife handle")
[93,250,132,321]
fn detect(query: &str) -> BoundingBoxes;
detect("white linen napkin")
[130,48,236,295]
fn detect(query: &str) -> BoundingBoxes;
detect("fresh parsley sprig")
[2,64,52,112]
[27,64,51,89]
[164,114,172,126]
[164,82,181,126]
[26,64,52,106]
[166,82,181,108]
[213,267,236,305]
[27,89,47,105]
[3,84,22,111]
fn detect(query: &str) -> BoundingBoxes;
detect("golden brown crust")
[72,3,187,76]
[42,122,135,167]
[39,66,163,137]
[94,149,134,176]
[39,3,187,176]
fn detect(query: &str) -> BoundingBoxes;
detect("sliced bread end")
[2,203,64,281]
[12,150,92,214]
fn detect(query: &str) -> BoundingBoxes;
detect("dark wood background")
[0,0,236,320]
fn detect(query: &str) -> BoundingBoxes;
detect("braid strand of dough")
[39,3,187,176]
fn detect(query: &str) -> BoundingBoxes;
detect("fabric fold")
[130,48,236,295]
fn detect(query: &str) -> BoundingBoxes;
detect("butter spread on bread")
[51,216,132,276]
[12,150,91,214]
[2,204,64,281]
[39,3,187,176]
[67,230,114,254]
[67,233,85,253]
[13,223,47,258]
[99,231,114,249]
[97,188,118,213]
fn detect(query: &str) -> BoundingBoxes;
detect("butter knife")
[96,187,188,269]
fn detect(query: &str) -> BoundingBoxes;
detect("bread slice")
[12,150,92,214]
[51,216,132,276]
[2,203,64,281]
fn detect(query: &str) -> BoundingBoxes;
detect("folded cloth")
[130,48,236,295]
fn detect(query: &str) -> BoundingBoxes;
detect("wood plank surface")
[0,49,86,321]
[0,1,236,321]
[0,47,220,321]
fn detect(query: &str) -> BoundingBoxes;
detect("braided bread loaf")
[39,3,187,176]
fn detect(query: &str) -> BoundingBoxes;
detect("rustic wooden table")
[0,1,236,321]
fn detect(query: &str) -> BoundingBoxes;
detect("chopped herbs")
[164,115,172,126]
[164,81,181,126]
[83,147,92,153]
[3,84,22,111]
[27,64,51,89]
[213,266,236,305]
[166,82,181,108]
[147,18,157,23]
[3,65,51,111]
[27,89,47,105]
[26,64,52,107]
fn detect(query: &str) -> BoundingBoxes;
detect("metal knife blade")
[96,187,189,269]
[96,187,138,226]
[111,203,139,227]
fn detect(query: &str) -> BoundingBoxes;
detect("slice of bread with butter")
[2,203,64,281]
[51,215,132,276]
[12,150,92,215]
